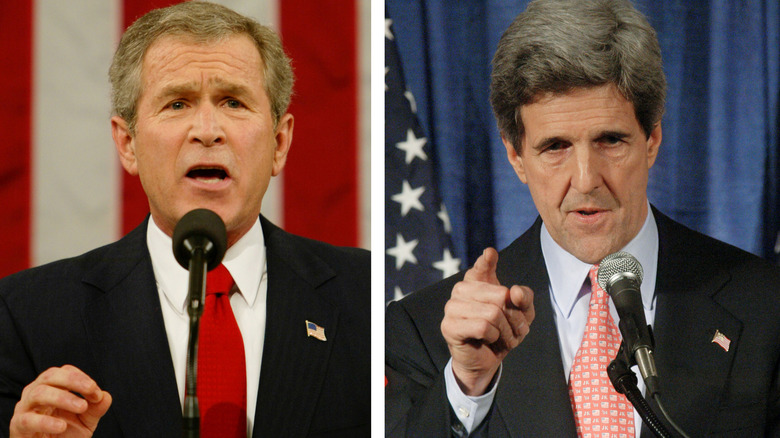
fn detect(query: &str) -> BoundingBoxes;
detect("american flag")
[385,12,461,303]
[0,0,369,279]
[711,330,731,352]
[306,320,327,342]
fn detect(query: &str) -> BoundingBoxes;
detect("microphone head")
[597,251,643,291]
[172,209,227,271]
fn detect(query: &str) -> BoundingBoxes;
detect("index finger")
[463,247,499,285]
[37,365,103,401]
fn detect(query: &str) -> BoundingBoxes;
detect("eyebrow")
[596,130,631,140]
[209,77,254,98]
[155,78,254,101]
[532,129,631,151]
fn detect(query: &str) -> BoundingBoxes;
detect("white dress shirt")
[147,217,267,437]
[446,207,658,436]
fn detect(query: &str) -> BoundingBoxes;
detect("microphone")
[597,251,660,397]
[172,209,227,438]
[173,208,227,272]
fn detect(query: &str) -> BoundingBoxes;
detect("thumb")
[463,247,500,285]
[81,390,112,431]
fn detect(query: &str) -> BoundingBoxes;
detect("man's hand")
[440,248,535,396]
[10,365,112,437]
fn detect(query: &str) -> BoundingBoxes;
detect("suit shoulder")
[656,211,780,316]
[262,223,370,318]
[660,213,779,273]
[294,232,370,261]
[0,219,148,301]
[280,231,370,275]
[0,241,117,299]
[395,273,460,316]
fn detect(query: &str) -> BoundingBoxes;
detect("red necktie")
[568,265,634,437]
[197,264,247,437]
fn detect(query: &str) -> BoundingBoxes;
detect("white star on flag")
[392,286,405,303]
[396,128,428,164]
[385,10,460,303]
[391,180,425,216]
[438,203,452,234]
[385,18,394,40]
[404,90,417,113]
[432,248,462,278]
[386,233,419,270]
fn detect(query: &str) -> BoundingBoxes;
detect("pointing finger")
[463,247,499,285]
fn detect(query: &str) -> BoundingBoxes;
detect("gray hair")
[109,1,293,134]
[490,0,666,151]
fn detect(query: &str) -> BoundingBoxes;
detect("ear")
[645,122,662,169]
[502,134,528,184]
[111,116,139,176]
[271,113,294,177]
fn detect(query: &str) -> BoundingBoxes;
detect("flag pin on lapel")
[306,320,327,341]
[711,330,731,352]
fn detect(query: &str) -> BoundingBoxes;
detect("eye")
[168,101,186,110]
[598,133,627,146]
[225,99,243,109]
[541,140,569,153]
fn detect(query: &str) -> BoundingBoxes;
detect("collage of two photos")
[1,0,780,436]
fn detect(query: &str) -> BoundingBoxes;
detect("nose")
[190,103,225,147]
[569,144,603,194]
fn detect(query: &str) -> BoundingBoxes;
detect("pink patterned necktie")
[568,265,634,437]
[197,264,247,438]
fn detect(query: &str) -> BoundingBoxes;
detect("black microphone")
[597,251,660,397]
[173,208,227,272]
[172,209,227,438]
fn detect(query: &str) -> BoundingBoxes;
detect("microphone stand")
[182,245,209,438]
[608,343,672,438]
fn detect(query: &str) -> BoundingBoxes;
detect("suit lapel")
[252,218,339,437]
[647,211,742,435]
[82,220,182,437]
[493,219,578,437]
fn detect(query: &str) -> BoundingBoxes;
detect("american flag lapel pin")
[711,330,731,352]
[306,320,327,341]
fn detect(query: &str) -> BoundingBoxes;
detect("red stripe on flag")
[119,0,184,235]
[280,1,359,247]
[0,3,32,277]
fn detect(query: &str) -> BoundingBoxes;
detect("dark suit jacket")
[0,215,370,437]
[386,208,780,437]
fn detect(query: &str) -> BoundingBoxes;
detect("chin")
[570,242,614,265]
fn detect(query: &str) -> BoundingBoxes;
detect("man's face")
[503,84,661,264]
[112,34,293,246]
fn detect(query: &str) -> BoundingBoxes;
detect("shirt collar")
[541,204,658,318]
[147,216,266,314]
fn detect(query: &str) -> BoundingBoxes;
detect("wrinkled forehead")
[138,33,266,96]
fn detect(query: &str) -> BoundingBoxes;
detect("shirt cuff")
[444,358,501,434]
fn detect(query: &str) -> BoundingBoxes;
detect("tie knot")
[588,264,608,305]
[206,264,234,296]
[588,264,599,285]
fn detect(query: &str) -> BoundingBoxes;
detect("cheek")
[135,134,185,188]
[529,165,567,201]
[236,133,276,181]
[614,159,649,199]
[525,170,566,215]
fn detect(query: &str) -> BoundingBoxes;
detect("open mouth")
[187,167,228,183]
[572,207,606,218]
